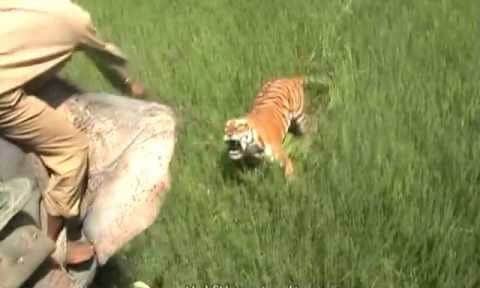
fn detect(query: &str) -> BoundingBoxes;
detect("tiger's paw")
[283,159,295,178]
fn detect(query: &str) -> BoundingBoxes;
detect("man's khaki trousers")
[0,88,88,218]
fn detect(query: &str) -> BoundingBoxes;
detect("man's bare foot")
[65,241,95,265]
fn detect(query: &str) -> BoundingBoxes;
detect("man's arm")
[77,18,145,97]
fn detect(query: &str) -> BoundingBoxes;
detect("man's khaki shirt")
[0,0,127,94]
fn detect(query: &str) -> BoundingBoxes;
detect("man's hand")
[127,79,147,98]
[84,47,149,99]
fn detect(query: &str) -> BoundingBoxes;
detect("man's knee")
[72,129,89,154]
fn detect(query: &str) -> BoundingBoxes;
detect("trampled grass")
[68,0,480,287]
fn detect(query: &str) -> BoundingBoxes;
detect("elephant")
[0,77,176,288]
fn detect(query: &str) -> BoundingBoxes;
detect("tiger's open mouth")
[225,139,243,160]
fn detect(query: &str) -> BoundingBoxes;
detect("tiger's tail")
[303,73,333,90]
[301,73,333,112]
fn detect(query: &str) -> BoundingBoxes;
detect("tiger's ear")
[236,117,249,125]
[225,117,245,126]
[224,119,233,127]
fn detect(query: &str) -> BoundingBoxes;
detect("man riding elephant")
[0,0,146,266]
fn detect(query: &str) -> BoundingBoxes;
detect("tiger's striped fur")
[224,75,324,177]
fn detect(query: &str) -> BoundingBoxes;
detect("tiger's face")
[223,118,265,160]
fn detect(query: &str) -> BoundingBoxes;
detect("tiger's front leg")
[271,143,294,177]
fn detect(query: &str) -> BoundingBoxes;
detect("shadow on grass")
[217,148,273,183]
[91,257,133,288]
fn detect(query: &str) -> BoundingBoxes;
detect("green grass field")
[68,0,480,287]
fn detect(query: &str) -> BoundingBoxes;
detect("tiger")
[224,75,328,177]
